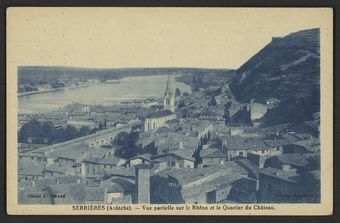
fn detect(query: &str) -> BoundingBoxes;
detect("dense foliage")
[112,131,140,159]
[18,119,93,144]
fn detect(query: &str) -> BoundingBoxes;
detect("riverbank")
[18,75,191,114]
[18,84,90,97]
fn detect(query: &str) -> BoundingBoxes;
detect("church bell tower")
[163,76,175,112]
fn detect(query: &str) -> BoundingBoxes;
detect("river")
[18,75,191,114]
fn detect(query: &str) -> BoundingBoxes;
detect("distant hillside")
[18,66,229,84]
[230,28,320,125]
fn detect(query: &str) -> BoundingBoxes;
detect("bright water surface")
[19,75,191,114]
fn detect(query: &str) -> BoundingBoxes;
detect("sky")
[7,8,331,69]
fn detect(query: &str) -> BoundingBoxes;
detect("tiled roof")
[200,147,227,158]
[276,154,309,167]
[111,195,133,204]
[48,183,86,204]
[43,164,71,174]
[235,159,260,179]
[83,157,125,166]
[292,138,320,152]
[85,187,105,202]
[34,176,80,187]
[18,161,44,176]
[102,177,135,193]
[18,187,53,204]
[130,153,153,162]
[222,136,269,151]
[105,166,136,178]
[153,149,195,162]
[260,167,300,183]
[19,183,87,204]
[146,110,174,119]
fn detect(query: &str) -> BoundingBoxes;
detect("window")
[171,161,176,166]
[239,152,243,156]
[277,147,280,151]
[261,150,265,154]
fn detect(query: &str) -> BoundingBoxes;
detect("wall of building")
[130,158,144,166]
[250,103,268,121]
[247,152,269,168]
[184,193,207,204]
[82,162,120,177]
[18,174,44,181]
[215,186,232,203]
[202,157,225,167]
[19,155,47,165]
[258,173,299,203]
[107,192,125,204]
[67,119,97,130]
[57,157,76,166]
[144,114,176,132]
[179,159,195,168]
[159,156,194,169]
[150,175,185,204]
[87,127,132,147]
[227,147,282,160]
[136,167,151,204]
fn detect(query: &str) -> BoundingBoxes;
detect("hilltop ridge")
[230,28,320,125]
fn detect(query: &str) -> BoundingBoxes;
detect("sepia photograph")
[6,7,333,215]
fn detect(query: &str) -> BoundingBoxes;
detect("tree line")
[18,119,95,144]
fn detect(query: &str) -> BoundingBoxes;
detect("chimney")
[104,186,108,204]
[135,164,152,204]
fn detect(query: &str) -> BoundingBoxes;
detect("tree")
[113,131,140,159]
[50,81,65,89]
[177,101,186,109]
[182,92,189,97]
[209,96,217,106]
[79,126,91,136]
[18,119,44,143]
[63,125,79,141]
[175,88,181,97]
[19,118,94,144]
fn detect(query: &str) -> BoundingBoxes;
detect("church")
[144,77,176,132]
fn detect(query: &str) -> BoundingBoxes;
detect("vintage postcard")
[7,7,333,215]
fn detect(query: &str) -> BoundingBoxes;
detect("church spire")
[163,76,175,112]
[164,76,171,96]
